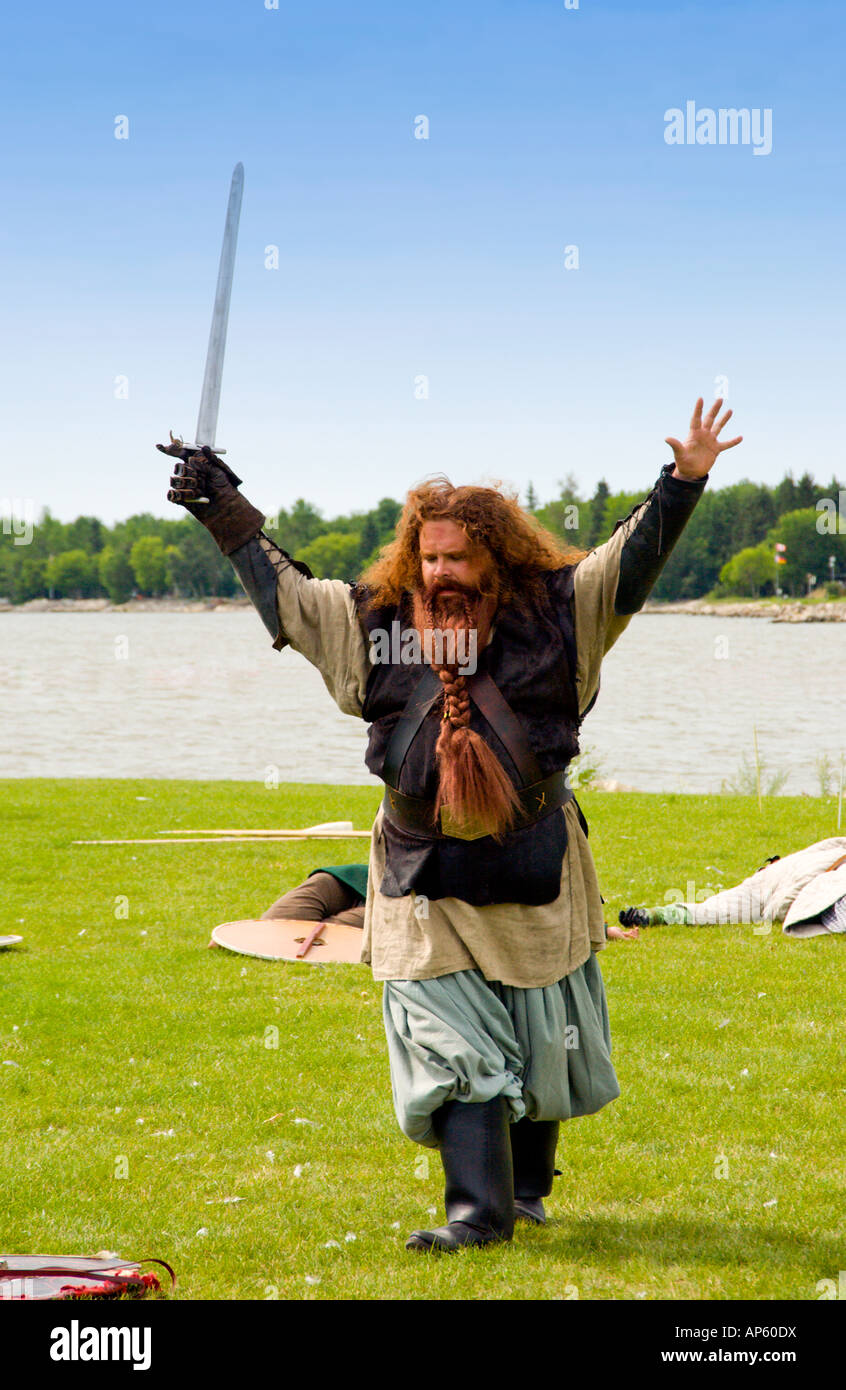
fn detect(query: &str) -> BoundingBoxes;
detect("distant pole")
[753,726,762,813]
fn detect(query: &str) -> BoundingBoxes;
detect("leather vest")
[354,567,585,907]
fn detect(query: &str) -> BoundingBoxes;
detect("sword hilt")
[162,437,229,505]
[186,441,226,504]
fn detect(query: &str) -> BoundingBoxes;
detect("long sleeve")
[228,532,371,718]
[572,464,706,717]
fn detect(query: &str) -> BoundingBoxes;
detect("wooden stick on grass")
[154,820,368,837]
[73,833,370,846]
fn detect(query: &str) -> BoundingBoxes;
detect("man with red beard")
[159,396,741,1253]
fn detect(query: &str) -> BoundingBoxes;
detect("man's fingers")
[170,456,204,477]
[170,465,203,488]
[716,435,743,452]
[168,457,206,500]
[713,408,733,436]
[689,397,704,431]
[703,397,723,430]
[665,436,683,453]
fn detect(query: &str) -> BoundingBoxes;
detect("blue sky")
[1,0,844,523]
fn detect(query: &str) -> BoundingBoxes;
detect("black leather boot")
[405,1097,515,1253]
[510,1118,559,1225]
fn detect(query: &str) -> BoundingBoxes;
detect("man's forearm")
[228,532,314,650]
[228,534,285,648]
[614,463,706,616]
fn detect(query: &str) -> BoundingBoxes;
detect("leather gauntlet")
[157,437,265,556]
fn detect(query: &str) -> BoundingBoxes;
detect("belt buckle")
[439,806,490,842]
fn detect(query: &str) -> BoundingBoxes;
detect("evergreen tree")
[601,490,642,540]
[67,516,105,554]
[773,474,797,518]
[358,514,380,566]
[273,499,325,553]
[794,472,818,510]
[585,480,610,548]
[374,497,401,539]
[534,475,588,546]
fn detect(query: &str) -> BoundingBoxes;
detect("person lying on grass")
[619,836,846,938]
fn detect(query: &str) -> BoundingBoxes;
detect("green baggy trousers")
[383,952,620,1147]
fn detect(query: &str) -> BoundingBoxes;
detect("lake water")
[2,611,845,795]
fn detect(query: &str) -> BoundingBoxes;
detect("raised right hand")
[155,434,265,555]
[157,434,244,515]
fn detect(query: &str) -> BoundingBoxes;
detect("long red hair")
[361,476,584,612]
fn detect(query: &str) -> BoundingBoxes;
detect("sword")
[166,162,244,501]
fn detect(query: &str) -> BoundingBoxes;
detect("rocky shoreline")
[3,595,846,622]
[0,596,254,614]
[645,599,846,622]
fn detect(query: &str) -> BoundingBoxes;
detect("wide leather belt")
[382,769,574,842]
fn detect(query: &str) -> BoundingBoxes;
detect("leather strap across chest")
[380,664,574,840]
[382,666,441,789]
[383,666,544,790]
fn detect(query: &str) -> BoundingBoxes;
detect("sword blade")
[195,162,244,450]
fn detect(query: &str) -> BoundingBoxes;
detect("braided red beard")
[422,582,479,631]
[411,578,520,840]
[412,576,495,673]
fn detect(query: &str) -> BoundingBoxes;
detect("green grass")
[1,780,843,1300]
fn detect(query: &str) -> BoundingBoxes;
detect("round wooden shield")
[209,918,364,964]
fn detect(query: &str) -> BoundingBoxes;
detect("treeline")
[530,469,846,598]
[1,471,844,603]
[0,498,402,604]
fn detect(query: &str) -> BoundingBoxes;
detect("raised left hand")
[665,397,743,481]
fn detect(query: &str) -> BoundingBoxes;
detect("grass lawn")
[1,780,843,1301]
